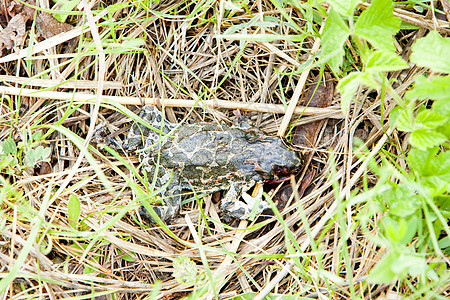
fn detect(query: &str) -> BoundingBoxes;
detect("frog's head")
[252,150,301,181]
[272,151,302,178]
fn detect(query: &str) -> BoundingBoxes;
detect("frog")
[117,105,302,222]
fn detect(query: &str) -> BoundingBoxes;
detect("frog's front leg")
[138,169,182,223]
[220,182,270,220]
[138,192,181,222]
[123,105,176,152]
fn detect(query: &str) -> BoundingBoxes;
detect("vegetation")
[0,0,448,299]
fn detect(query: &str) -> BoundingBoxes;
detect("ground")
[0,1,449,299]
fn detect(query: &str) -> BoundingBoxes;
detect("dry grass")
[0,0,448,299]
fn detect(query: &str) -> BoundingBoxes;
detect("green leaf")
[408,150,450,193]
[368,251,398,283]
[383,216,417,245]
[406,75,450,117]
[429,151,450,189]
[354,0,401,52]
[365,50,408,72]
[407,148,439,176]
[326,0,360,17]
[388,106,401,126]
[410,31,450,73]
[107,2,129,14]
[395,107,414,132]
[173,256,198,285]
[432,98,450,117]
[120,253,136,262]
[337,72,362,112]
[415,110,448,129]
[117,249,136,262]
[391,253,428,277]
[0,155,13,171]
[410,129,447,150]
[68,194,81,227]
[24,146,52,167]
[1,137,17,155]
[54,0,81,23]
[369,250,428,283]
[438,236,450,251]
[320,8,350,73]
[385,185,421,217]
[31,130,44,143]
[407,75,450,102]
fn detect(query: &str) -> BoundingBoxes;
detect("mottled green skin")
[123,105,301,222]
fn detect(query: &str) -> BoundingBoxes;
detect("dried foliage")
[0,0,449,299]
[0,0,73,54]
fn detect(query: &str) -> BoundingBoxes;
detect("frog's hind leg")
[220,183,270,220]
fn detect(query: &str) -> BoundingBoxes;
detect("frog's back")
[159,123,247,169]
[157,122,300,185]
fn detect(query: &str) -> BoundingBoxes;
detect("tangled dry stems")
[1,0,448,299]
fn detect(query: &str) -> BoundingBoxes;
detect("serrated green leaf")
[389,106,401,126]
[432,98,450,117]
[1,137,17,155]
[407,148,439,176]
[320,8,350,73]
[383,185,422,217]
[433,151,450,182]
[390,194,421,217]
[396,107,414,132]
[415,110,448,129]
[337,72,362,112]
[383,216,418,245]
[408,149,450,192]
[410,31,450,73]
[326,0,360,16]
[357,70,384,90]
[438,121,450,139]
[68,194,81,227]
[410,129,447,150]
[354,0,401,52]
[407,75,450,101]
[365,50,408,72]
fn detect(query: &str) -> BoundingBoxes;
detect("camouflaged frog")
[121,105,301,222]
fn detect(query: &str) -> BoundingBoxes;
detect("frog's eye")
[251,174,263,182]
[272,166,293,177]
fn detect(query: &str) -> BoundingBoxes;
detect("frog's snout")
[272,165,295,178]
